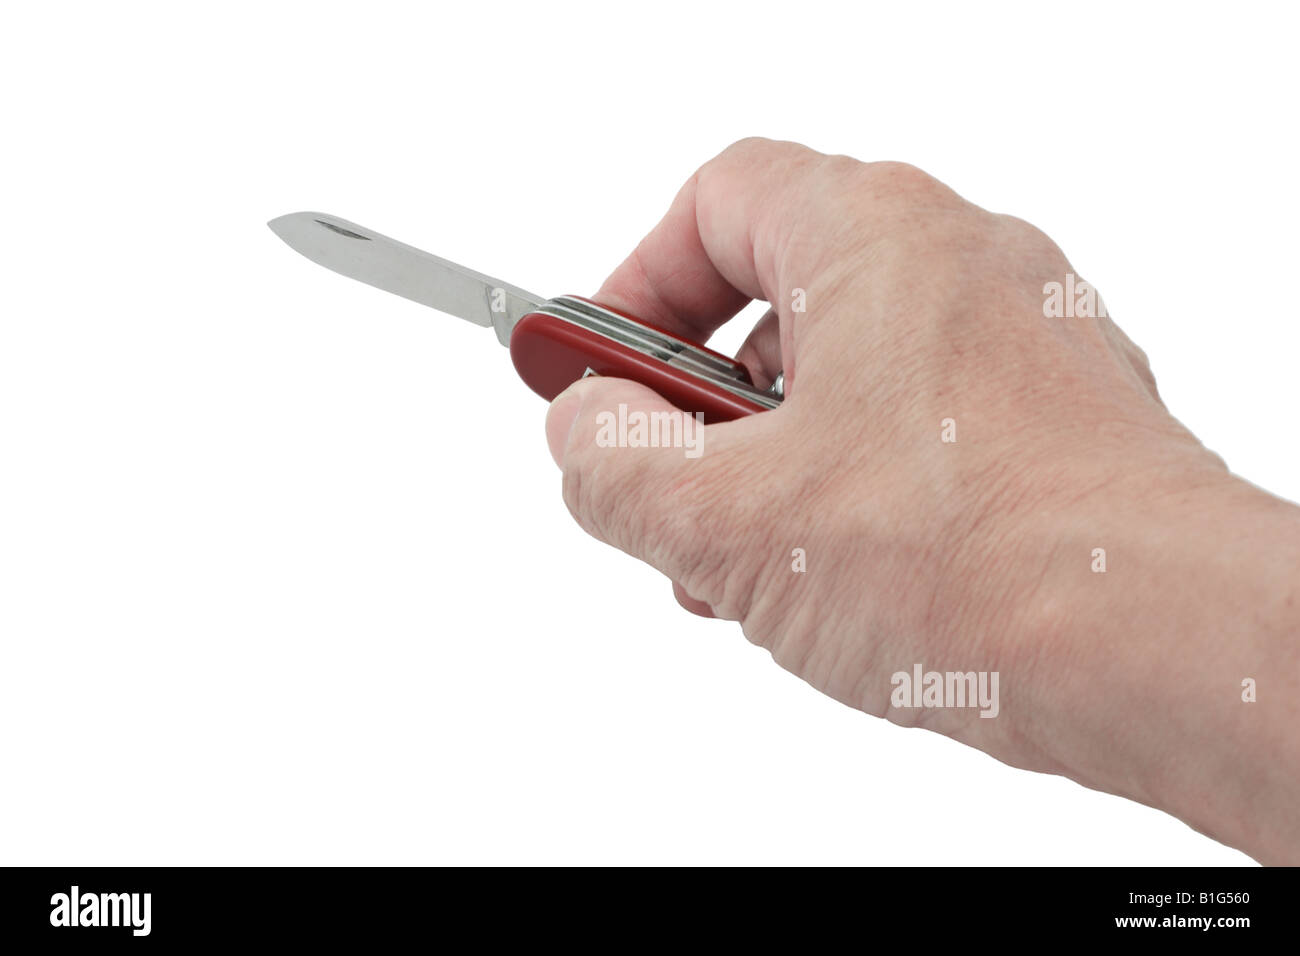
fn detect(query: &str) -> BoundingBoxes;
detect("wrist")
[1006,470,1300,862]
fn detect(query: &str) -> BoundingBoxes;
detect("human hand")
[544,139,1300,863]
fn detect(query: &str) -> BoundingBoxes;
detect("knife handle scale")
[508,296,778,424]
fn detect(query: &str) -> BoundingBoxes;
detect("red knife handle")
[508,296,778,424]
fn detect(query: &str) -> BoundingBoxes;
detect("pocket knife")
[268,213,783,422]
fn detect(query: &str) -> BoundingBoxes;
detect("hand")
[543,138,1300,863]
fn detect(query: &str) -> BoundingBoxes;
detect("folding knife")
[267,213,783,422]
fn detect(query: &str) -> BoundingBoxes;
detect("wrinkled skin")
[545,139,1300,864]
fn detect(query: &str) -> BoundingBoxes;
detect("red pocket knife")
[268,213,783,422]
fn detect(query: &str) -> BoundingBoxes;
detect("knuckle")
[721,135,777,156]
[645,471,728,570]
[992,213,1067,261]
[558,426,769,617]
[718,136,804,162]
[702,137,819,188]
[561,449,641,551]
[859,160,947,199]
[649,450,763,604]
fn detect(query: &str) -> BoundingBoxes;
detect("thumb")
[545,375,752,594]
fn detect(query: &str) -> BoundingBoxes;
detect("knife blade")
[267,211,543,345]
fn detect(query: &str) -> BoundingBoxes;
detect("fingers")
[734,307,783,390]
[593,137,842,347]
[545,375,754,593]
[594,172,751,343]
[671,580,715,618]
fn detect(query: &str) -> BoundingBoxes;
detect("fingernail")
[545,378,595,467]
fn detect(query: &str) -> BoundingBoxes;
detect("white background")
[2,1,1295,865]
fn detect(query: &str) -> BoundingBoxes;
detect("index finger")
[593,138,843,347]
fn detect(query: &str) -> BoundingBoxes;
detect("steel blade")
[267,211,543,345]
